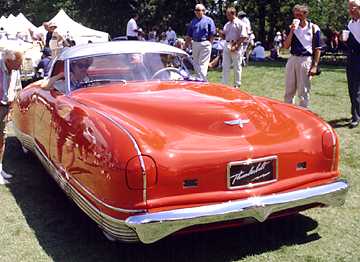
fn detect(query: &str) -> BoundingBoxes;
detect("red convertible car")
[12,41,348,244]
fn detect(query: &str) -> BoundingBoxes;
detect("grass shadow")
[4,136,321,262]
[327,118,351,129]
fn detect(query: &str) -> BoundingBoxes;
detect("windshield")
[68,52,204,91]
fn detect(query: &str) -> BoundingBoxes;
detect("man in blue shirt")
[283,4,322,108]
[186,4,216,78]
[35,47,52,79]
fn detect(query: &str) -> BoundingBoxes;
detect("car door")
[33,87,61,159]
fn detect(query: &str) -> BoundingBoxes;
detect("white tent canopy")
[41,9,109,45]
[16,13,37,31]
[0,16,7,28]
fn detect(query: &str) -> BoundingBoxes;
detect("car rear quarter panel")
[50,100,147,217]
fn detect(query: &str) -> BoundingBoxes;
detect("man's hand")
[230,43,239,52]
[308,65,318,77]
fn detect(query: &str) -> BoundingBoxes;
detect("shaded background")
[0,0,350,45]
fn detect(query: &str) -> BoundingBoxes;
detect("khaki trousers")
[222,44,243,87]
[0,105,9,162]
[284,55,312,108]
[192,41,212,78]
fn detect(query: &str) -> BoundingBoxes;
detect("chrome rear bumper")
[125,180,348,244]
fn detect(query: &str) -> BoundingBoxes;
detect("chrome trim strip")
[227,156,278,190]
[65,59,71,94]
[89,109,147,202]
[13,124,146,214]
[325,123,338,171]
[70,176,145,213]
[126,180,348,244]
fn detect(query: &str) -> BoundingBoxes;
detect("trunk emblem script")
[224,119,250,128]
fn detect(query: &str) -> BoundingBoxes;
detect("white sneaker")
[0,163,12,179]
[1,170,12,179]
[22,146,29,154]
[0,174,9,185]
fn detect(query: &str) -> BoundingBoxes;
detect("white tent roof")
[16,13,37,31]
[0,16,7,29]
[4,14,24,34]
[46,9,109,44]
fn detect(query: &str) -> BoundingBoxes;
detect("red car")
[12,41,348,244]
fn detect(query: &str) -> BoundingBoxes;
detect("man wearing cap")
[0,48,23,184]
[186,4,216,78]
[283,4,322,108]
[221,7,248,87]
[274,31,283,56]
[48,22,65,58]
[238,11,253,63]
[251,41,266,62]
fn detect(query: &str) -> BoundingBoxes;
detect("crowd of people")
[1,1,360,184]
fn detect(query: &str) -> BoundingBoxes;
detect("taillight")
[322,129,336,159]
[322,129,338,171]
[126,155,157,190]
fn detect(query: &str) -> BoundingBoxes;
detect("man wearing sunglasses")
[69,58,92,90]
[186,4,216,79]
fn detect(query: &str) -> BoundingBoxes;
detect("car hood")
[72,81,315,153]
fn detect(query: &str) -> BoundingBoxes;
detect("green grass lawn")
[0,62,359,262]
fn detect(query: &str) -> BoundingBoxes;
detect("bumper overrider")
[122,180,348,244]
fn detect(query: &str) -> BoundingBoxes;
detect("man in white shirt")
[238,11,253,63]
[165,27,177,45]
[221,7,248,87]
[251,41,266,61]
[126,14,139,40]
[283,4,322,108]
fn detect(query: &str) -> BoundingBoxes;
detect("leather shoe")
[349,120,359,129]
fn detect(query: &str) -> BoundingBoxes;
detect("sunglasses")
[195,9,204,12]
[74,63,90,69]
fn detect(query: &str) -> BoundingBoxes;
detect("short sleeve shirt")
[347,20,360,55]
[37,57,51,77]
[187,15,216,42]
[126,18,138,37]
[290,21,321,56]
[166,30,177,41]
[223,18,248,42]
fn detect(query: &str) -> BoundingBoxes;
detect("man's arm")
[283,29,294,49]
[208,18,216,43]
[231,22,248,51]
[185,22,193,48]
[309,25,322,76]
[283,22,296,49]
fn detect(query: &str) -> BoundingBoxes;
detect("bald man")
[0,48,23,184]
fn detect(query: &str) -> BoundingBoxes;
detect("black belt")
[292,54,312,57]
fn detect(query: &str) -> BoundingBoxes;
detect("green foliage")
[0,0,352,40]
